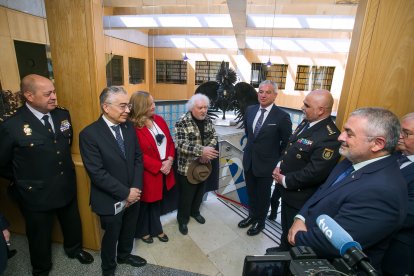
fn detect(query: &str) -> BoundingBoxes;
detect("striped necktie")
[111,125,126,157]
[254,108,266,137]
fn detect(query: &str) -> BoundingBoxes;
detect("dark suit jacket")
[280,118,341,209]
[0,214,9,275]
[295,156,407,270]
[242,104,292,177]
[79,116,143,216]
[0,105,76,211]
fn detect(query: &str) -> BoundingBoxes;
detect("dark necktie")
[111,125,126,157]
[42,115,54,133]
[397,154,410,167]
[254,108,266,137]
[331,166,354,187]
[297,122,309,136]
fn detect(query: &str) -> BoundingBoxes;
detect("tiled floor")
[133,193,282,276]
[4,193,281,276]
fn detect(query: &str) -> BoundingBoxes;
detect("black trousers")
[280,201,300,250]
[176,173,205,224]
[99,202,139,273]
[135,201,163,238]
[245,169,273,226]
[269,185,281,214]
[19,197,82,276]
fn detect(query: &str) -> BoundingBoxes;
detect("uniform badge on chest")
[60,120,71,132]
[23,124,32,136]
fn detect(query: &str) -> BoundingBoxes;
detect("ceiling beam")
[227,0,247,50]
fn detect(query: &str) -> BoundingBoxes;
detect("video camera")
[242,246,355,276]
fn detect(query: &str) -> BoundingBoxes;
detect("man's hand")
[2,229,10,242]
[272,167,284,184]
[201,146,219,160]
[288,219,307,246]
[127,188,140,203]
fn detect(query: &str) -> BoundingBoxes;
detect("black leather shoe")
[238,217,254,228]
[70,250,94,264]
[191,214,206,224]
[117,254,147,267]
[141,236,153,244]
[247,222,265,236]
[157,234,169,242]
[267,212,277,221]
[179,223,188,235]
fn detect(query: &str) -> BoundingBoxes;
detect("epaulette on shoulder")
[55,105,68,111]
[0,109,18,122]
[326,124,337,136]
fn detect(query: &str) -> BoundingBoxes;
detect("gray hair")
[401,112,414,122]
[186,94,210,112]
[99,86,127,111]
[259,80,278,94]
[350,107,400,153]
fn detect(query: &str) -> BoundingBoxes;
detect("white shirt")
[26,102,55,132]
[148,121,167,160]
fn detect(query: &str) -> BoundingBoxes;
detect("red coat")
[134,114,175,202]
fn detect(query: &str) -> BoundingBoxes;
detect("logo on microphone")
[318,218,332,239]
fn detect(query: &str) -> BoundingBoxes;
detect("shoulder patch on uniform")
[322,148,334,160]
[55,105,67,110]
[326,125,336,136]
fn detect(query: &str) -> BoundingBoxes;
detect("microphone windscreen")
[316,214,362,255]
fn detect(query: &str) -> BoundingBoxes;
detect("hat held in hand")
[187,160,212,184]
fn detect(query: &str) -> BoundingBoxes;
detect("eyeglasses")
[401,130,414,139]
[106,103,132,111]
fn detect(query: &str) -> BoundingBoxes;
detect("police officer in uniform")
[267,89,341,252]
[0,74,93,276]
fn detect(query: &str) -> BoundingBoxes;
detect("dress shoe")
[179,223,188,235]
[247,222,265,236]
[117,254,147,267]
[191,214,206,224]
[238,217,254,228]
[267,212,277,221]
[69,250,94,264]
[157,234,169,242]
[141,235,153,244]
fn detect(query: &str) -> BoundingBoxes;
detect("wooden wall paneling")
[7,9,48,44]
[0,36,20,91]
[337,0,414,127]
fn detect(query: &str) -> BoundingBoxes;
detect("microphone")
[316,214,378,276]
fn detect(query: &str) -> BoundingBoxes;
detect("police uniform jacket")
[280,117,341,209]
[0,105,76,211]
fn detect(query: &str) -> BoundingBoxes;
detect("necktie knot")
[42,115,53,133]
[397,154,410,166]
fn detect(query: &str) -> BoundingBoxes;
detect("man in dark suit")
[0,74,93,276]
[238,80,292,236]
[383,112,414,276]
[268,89,341,251]
[79,86,146,276]
[286,108,407,271]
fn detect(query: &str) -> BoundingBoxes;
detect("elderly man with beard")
[175,94,218,235]
[286,107,407,271]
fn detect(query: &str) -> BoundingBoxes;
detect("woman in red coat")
[129,91,175,243]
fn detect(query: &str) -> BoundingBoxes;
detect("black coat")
[79,117,143,215]
[0,105,76,211]
[243,104,292,177]
[280,117,341,209]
